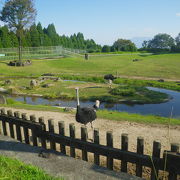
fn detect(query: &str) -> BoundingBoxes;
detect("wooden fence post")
[48,119,56,150]
[58,121,66,154]
[94,128,100,166]
[1,108,7,136]
[168,143,180,180]
[7,110,14,138]
[136,137,144,177]
[14,111,22,142]
[151,141,161,180]
[81,126,88,161]
[121,133,128,172]
[107,131,113,170]
[21,113,29,144]
[39,117,46,149]
[69,123,75,157]
[30,115,37,146]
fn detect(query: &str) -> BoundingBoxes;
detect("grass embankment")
[1,101,180,126]
[0,53,180,79]
[0,155,63,180]
[0,78,169,104]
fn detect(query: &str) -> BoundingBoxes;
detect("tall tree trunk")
[18,35,22,66]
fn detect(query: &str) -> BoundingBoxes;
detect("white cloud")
[176,13,180,17]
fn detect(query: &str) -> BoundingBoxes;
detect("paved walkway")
[0,135,143,180]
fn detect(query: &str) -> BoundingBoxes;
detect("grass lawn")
[0,53,180,79]
[0,155,63,180]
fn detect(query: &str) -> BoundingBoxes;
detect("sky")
[1,0,180,46]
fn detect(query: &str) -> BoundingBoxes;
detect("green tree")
[112,39,137,51]
[37,22,44,46]
[148,33,175,49]
[9,31,18,47]
[0,26,12,48]
[24,30,32,47]
[102,45,111,52]
[0,0,36,65]
[175,33,180,46]
[44,24,59,46]
[30,24,40,47]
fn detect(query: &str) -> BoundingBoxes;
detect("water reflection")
[4,87,180,119]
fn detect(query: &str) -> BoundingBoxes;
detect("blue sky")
[1,0,180,45]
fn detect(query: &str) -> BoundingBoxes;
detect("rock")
[132,59,140,62]
[30,79,38,88]
[0,95,6,104]
[157,79,164,82]
[41,73,55,76]
[0,87,8,93]
[63,107,75,112]
[8,60,32,66]
[54,77,62,82]
[42,83,54,88]
[4,79,12,85]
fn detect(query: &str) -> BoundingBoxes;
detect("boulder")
[42,83,54,88]
[4,79,12,85]
[157,79,164,82]
[30,79,38,88]
[41,73,55,76]
[8,60,32,66]
[54,77,62,82]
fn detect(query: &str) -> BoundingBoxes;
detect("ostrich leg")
[91,122,93,129]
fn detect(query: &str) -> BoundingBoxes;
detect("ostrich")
[104,74,116,81]
[104,74,116,88]
[75,87,100,128]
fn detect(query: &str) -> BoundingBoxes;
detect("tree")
[112,39,137,52]
[102,45,111,52]
[0,26,12,48]
[148,33,175,50]
[175,33,180,46]
[0,0,36,65]
[44,24,59,46]
[30,24,40,47]
[142,40,149,49]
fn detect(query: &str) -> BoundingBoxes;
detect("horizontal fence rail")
[0,46,86,61]
[0,108,179,180]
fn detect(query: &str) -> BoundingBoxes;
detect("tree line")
[141,33,180,53]
[0,22,138,53]
[0,23,102,52]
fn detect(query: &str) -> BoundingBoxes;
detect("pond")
[4,87,180,119]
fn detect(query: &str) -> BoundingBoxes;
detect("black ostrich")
[104,74,116,88]
[104,74,116,81]
[75,87,100,128]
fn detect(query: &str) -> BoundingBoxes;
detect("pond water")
[4,87,180,119]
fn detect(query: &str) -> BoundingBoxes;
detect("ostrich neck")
[76,89,80,106]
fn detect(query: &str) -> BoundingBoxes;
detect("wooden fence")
[0,108,179,180]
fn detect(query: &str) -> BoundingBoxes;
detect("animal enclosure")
[0,108,179,180]
[0,46,85,61]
